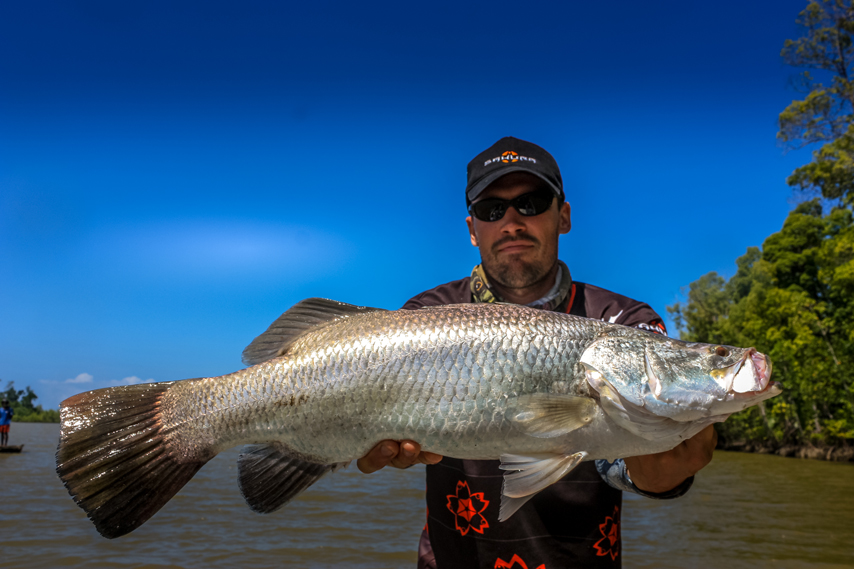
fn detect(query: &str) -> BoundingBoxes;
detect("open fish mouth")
[719,349,773,395]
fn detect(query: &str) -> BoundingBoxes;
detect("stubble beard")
[481,239,555,290]
[486,258,549,289]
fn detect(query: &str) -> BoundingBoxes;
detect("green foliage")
[669,200,854,447]
[688,1,854,447]
[1,381,60,423]
[13,408,61,423]
[788,125,854,204]
[780,1,854,204]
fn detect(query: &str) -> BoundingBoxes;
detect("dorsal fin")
[242,298,386,366]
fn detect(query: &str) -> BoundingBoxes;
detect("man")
[358,137,717,568]
[0,399,13,446]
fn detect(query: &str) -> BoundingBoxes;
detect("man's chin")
[485,259,550,289]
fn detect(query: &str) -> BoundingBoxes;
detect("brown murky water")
[2,423,852,568]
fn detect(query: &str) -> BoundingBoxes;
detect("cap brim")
[467,166,562,203]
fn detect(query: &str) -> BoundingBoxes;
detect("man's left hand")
[623,425,718,494]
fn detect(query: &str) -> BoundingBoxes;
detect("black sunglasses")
[468,187,555,222]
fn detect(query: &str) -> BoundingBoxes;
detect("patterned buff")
[470,260,573,312]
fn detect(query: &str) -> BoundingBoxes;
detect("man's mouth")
[501,244,533,254]
[495,238,537,254]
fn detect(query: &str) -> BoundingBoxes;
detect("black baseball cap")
[465,136,564,205]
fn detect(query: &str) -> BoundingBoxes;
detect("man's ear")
[466,216,479,247]
[559,202,571,234]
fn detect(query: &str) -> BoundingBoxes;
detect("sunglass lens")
[473,200,507,222]
[515,190,553,216]
[470,188,554,221]
[515,196,538,216]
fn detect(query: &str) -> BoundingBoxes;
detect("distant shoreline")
[717,440,854,462]
[11,413,60,424]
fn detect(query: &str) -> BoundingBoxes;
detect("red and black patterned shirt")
[403,277,689,569]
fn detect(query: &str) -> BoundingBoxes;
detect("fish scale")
[160,305,587,463]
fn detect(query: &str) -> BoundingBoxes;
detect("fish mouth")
[721,348,774,395]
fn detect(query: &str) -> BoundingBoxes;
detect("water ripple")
[3,423,852,568]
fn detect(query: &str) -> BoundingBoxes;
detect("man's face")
[466,172,571,289]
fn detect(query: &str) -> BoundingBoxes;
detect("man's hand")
[357,440,443,474]
[624,425,718,494]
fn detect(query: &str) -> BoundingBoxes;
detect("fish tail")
[56,382,209,539]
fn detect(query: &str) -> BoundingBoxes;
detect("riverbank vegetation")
[669,0,854,456]
[668,201,854,452]
[2,382,60,423]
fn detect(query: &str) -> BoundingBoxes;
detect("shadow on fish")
[55,298,781,539]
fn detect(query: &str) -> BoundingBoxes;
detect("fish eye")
[715,346,729,357]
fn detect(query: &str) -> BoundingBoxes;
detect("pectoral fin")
[498,451,588,521]
[505,393,597,438]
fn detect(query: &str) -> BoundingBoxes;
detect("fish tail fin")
[56,382,210,539]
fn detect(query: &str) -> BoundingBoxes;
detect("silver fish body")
[57,298,781,538]
[164,302,604,461]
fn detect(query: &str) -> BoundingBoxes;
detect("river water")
[2,422,852,568]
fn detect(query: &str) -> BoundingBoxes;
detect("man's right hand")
[356,440,443,473]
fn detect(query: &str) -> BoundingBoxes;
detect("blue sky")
[1,0,814,409]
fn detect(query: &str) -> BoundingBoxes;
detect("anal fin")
[498,451,587,521]
[237,443,348,514]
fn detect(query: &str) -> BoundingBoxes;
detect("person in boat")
[0,399,13,446]
[357,137,718,568]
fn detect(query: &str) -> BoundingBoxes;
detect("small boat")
[0,445,24,453]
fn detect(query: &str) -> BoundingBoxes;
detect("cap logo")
[484,151,537,167]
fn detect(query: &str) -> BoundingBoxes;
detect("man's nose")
[499,206,528,233]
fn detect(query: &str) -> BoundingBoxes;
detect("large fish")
[56,298,780,539]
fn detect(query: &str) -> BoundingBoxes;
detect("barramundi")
[56,298,780,538]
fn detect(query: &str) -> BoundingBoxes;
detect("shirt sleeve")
[595,458,694,499]
[616,306,668,336]
[401,278,471,310]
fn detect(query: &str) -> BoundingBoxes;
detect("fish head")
[581,330,781,422]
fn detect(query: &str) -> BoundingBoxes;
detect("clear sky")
[1,0,815,409]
